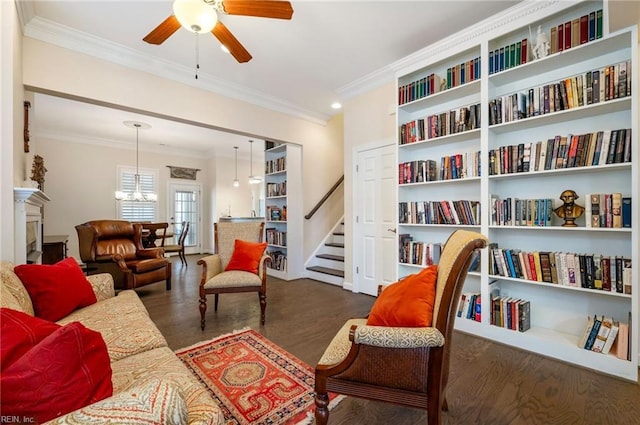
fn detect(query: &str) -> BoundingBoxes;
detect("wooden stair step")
[307,266,345,277]
[325,242,344,248]
[333,232,344,236]
[316,253,344,262]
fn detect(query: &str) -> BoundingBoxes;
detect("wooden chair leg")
[259,291,266,325]
[315,392,329,425]
[199,296,207,330]
[214,293,219,311]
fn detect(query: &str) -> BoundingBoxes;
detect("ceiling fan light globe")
[173,0,218,34]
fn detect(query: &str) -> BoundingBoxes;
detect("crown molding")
[339,0,574,97]
[23,16,329,126]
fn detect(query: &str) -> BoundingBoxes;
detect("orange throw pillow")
[366,265,438,327]
[225,239,268,274]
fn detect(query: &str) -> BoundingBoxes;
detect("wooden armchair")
[314,230,488,425]
[197,221,270,329]
[76,220,171,291]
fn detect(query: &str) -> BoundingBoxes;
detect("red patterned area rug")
[176,328,343,425]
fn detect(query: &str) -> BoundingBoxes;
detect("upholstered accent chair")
[197,221,270,330]
[314,230,488,425]
[164,221,189,266]
[76,220,171,291]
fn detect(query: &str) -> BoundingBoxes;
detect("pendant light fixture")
[248,140,262,184]
[233,146,240,187]
[115,121,157,202]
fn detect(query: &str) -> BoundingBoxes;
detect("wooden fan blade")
[143,15,181,45]
[212,21,252,63]
[221,0,293,20]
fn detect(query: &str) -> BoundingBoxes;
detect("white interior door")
[355,143,397,296]
[168,182,201,255]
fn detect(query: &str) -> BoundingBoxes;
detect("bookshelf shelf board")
[489,97,631,134]
[398,223,482,229]
[266,170,286,176]
[266,144,286,153]
[265,220,287,224]
[453,317,482,333]
[400,176,481,187]
[399,128,481,150]
[400,80,481,114]
[489,274,632,298]
[488,225,632,233]
[266,195,287,200]
[489,30,632,87]
[268,244,287,249]
[266,268,288,278]
[488,162,631,180]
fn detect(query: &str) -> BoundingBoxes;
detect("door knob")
[388,228,397,234]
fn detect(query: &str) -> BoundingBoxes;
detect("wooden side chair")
[164,221,189,266]
[197,221,270,329]
[314,229,488,425]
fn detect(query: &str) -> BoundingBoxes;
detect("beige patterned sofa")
[0,261,222,425]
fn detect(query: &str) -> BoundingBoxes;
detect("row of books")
[579,313,630,360]
[266,181,287,197]
[490,197,553,227]
[488,129,632,176]
[265,228,286,247]
[398,103,481,145]
[445,56,481,89]
[587,193,632,229]
[490,247,632,294]
[265,157,286,174]
[266,250,287,272]
[398,234,442,266]
[397,152,481,185]
[398,73,441,105]
[488,60,631,125]
[491,296,531,332]
[398,200,480,225]
[457,292,482,322]
[488,38,528,75]
[398,160,437,184]
[549,9,604,55]
[266,206,285,221]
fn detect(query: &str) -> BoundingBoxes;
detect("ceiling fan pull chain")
[195,32,200,80]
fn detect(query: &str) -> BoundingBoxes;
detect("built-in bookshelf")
[264,142,303,280]
[396,0,637,381]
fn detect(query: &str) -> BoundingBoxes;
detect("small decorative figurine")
[532,25,550,60]
[553,189,585,227]
[30,155,47,191]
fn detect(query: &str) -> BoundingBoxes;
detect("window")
[116,166,158,221]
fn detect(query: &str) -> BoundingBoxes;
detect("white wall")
[0,1,23,262]
[342,82,397,288]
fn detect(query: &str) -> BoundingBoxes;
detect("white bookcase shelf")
[395,0,637,381]
[264,142,303,280]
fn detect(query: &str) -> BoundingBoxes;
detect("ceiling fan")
[143,0,294,63]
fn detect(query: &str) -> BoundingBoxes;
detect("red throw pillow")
[14,257,97,321]
[0,321,113,423]
[366,265,438,327]
[225,239,267,274]
[0,308,61,372]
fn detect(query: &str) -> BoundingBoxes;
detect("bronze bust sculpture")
[553,189,584,227]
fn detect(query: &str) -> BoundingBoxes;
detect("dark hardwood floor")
[137,254,640,425]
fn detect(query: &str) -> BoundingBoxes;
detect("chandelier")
[115,121,158,202]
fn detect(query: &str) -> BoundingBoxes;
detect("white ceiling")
[21,0,521,157]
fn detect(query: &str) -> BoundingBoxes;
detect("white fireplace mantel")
[14,188,50,264]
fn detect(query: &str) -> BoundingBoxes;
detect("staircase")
[306,220,344,286]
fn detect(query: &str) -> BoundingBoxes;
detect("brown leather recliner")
[76,220,171,291]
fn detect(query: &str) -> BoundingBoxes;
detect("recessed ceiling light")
[221,45,230,54]
[331,102,342,109]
